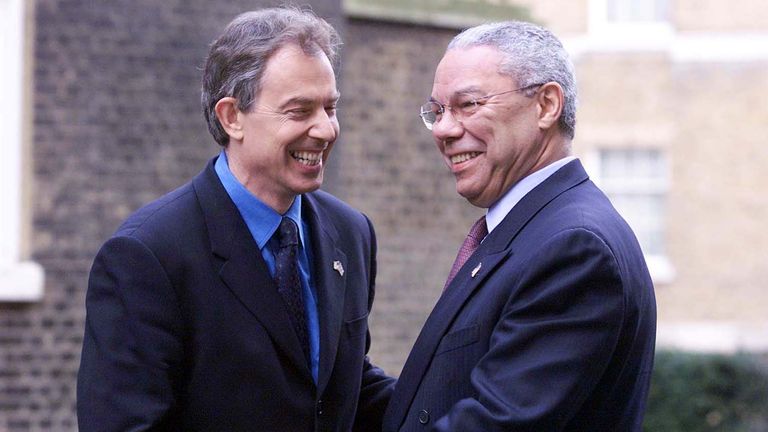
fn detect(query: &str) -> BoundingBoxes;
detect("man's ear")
[536,82,564,132]
[214,97,244,142]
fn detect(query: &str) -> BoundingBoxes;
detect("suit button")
[316,400,324,416]
[418,409,430,424]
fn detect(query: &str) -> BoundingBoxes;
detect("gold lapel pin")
[333,261,344,276]
[471,262,482,278]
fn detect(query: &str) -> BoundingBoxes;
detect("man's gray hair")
[201,6,341,146]
[448,21,577,139]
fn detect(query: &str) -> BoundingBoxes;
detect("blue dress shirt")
[215,151,320,382]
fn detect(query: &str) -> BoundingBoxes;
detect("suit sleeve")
[434,228,625,432]
[77,235,185,432]
[353,215,396,432]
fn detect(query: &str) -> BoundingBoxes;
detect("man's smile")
[450,151,481,165]
[290,150,323,166]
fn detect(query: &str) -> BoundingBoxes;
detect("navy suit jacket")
[383,160,656,432]
[78,157,394,431]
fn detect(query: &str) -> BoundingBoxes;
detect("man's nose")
[431,109,463,142]
[309,110,338,142]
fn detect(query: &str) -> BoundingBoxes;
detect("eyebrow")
[429,86,484,102]
[280,92,341,109]
[454,85,483,95]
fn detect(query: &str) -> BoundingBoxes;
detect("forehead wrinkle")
[453,85,484,95]
[430,84,485,104]
[279,96,314,108]
[433,46,510,99]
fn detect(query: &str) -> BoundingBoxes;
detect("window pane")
[600,149,668,256]
[607,0,668,23]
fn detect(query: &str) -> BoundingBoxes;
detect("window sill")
[0,261,45,302]
[657,321,768,353]
[565,30,768,62]
[565,23,674,54]
[646,254,675,285]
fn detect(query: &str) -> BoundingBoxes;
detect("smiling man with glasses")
[384,21,656,432]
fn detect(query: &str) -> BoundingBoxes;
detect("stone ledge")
[657,321,768,353]
[0,261,45,302]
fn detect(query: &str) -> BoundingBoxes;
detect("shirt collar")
[486,156,577,233]
[215,151,306,250]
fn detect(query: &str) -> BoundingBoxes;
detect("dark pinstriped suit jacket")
[384,160,656,432]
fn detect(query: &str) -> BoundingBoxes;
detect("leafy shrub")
[644,350,768,432]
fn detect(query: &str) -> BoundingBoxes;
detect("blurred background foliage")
[644,350,768,431]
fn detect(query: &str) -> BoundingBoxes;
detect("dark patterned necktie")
[443,215,488,290]
[274,217,310,364]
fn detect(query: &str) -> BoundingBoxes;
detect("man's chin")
[292,179,323,195]
[457,186,492,209]
[457,186,478,204]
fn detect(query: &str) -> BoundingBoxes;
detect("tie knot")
[443,215,488,291]
[467,215,488,242]
[277,217,299,248]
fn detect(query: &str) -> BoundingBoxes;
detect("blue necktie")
[274,217,310,364]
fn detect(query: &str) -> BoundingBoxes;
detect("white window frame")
[586,148,675,284]
[586,0,674,51]
[0,0,44,301]
[604,0,669,24]
[564,0,768,62]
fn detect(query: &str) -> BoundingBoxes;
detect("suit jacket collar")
[483,159,589,254]
[385,159,590,430]
[192,158,348,392]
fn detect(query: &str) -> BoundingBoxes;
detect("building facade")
[1,0,766,429]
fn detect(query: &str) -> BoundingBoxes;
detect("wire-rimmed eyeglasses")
[419,83,543,130]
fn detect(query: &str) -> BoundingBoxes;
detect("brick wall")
[574,54,768,325]
[8,0,768,429]
[674,0,768,32]
[1,1,341,430]
[512,0,589,34]
[334,19,484,375]
[662,60,768,323]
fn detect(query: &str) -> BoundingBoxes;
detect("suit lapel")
[192,159,312,381]
[303,193,347,395]
[387,160,590,428]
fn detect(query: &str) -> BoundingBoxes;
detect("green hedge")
[644,350,768,431]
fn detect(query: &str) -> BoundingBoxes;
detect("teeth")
[291,151,322,166]
[450,152,481,164]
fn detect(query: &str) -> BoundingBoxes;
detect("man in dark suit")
[77,7,393,431]
[384,21,656,431]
